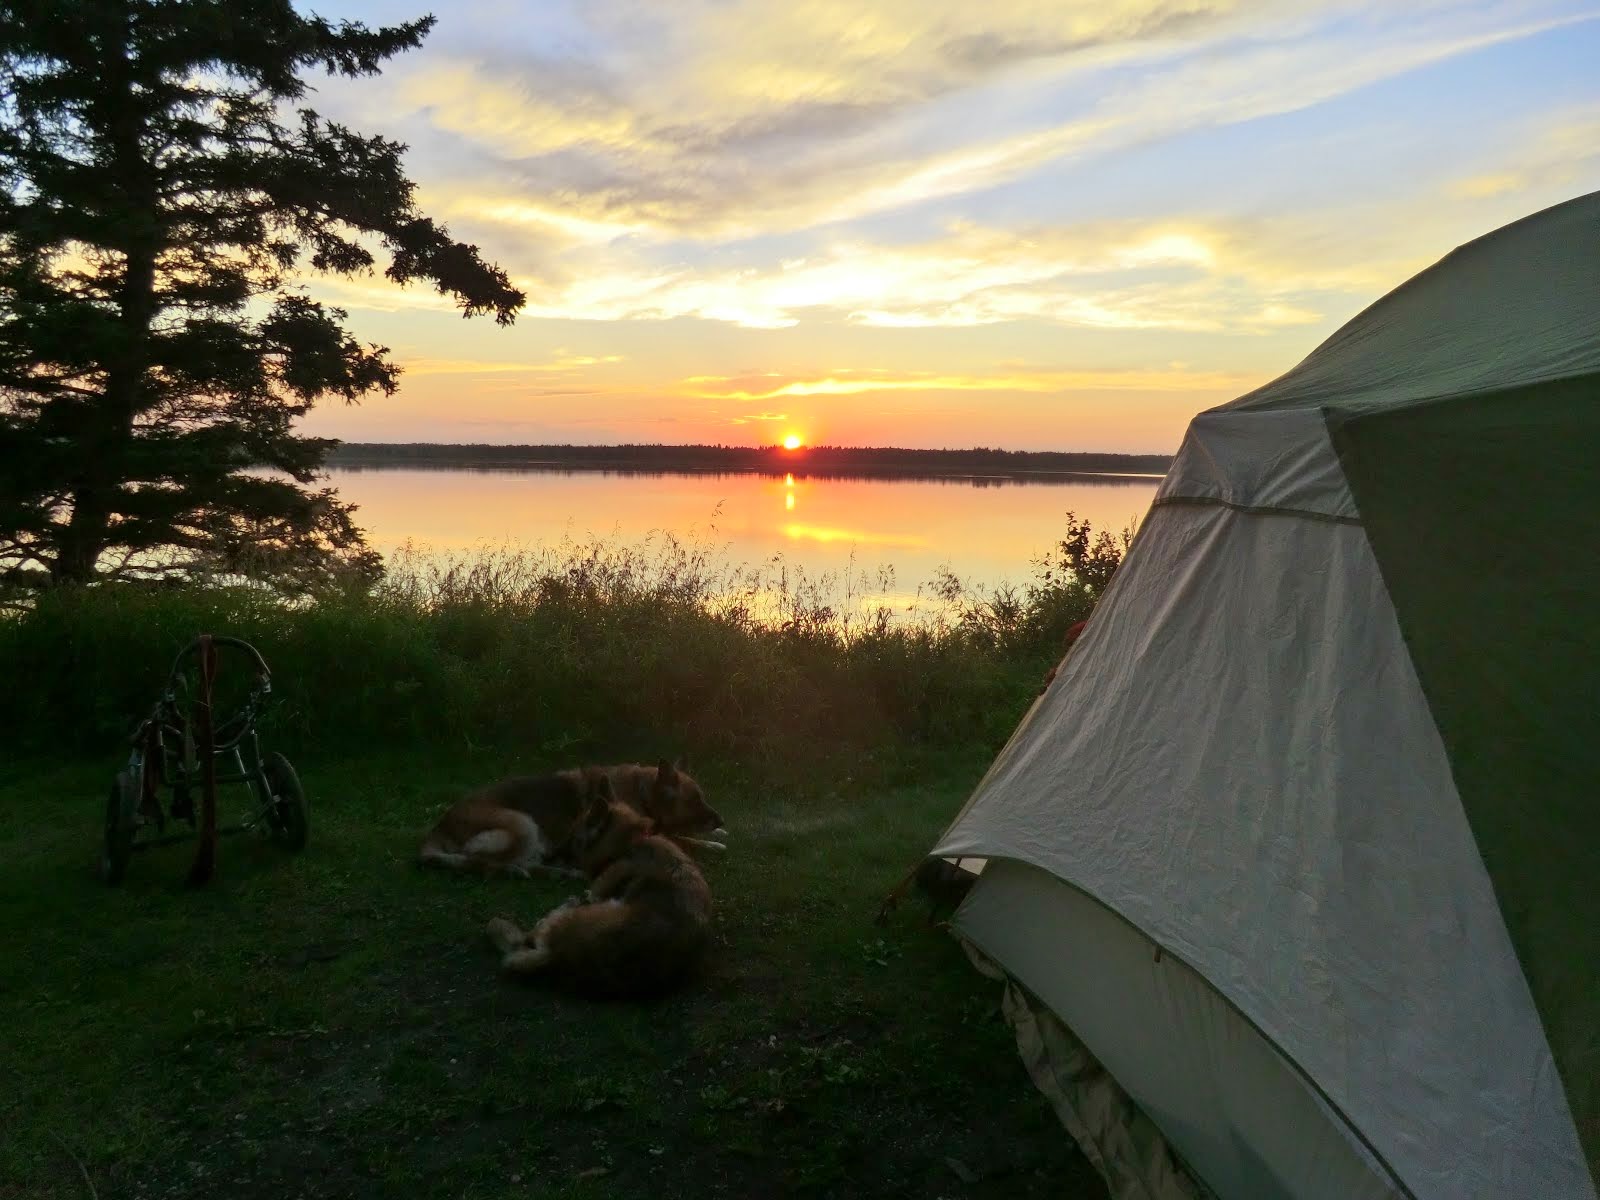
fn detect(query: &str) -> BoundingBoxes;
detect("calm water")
[327,466,1161,605]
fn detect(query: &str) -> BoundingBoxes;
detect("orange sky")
[298,0,1600,453]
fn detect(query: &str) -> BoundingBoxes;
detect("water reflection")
[325,465,1159,594]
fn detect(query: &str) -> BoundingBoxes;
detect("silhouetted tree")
[0,0,524,592]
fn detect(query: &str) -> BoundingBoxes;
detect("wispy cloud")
[507,216,1391,330]
[1448,102,1600,200]
[298,0,1600,452]
[401,352,625,375]
[687,365,1263,401]
[362,1,1594,243]
[396,1,1250,188]
[311,2,1595,334]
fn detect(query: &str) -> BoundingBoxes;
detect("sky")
[294,0,1600,453]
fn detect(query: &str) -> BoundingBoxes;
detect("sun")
[781,433,803,450]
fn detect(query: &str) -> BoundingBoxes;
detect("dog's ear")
[674,753,690,774]
[657,757,678,785]
[592,772,614,801]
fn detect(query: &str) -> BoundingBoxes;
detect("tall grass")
[0,517,1128,768]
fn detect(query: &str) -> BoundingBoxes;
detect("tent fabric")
[1161,190,1600,520]
[931,501,1590,1198]
[1329,376,1600,1171]
[958,936,1208,1200]
[957,862,1396,1200]
[930,191,1600,1200]
[1155,408,1357,521]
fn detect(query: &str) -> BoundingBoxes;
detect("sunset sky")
[298,0,1600,453]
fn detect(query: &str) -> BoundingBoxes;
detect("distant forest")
[327,443,1173,479]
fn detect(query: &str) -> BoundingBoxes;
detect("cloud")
[1450,172,1526,199]
[291,275,464,316]
[401,352,625,375]
[503,214,1398,330]
[405,1,1248,165]
[356,1,1594,244]
[286,188,1446,346]
[686,365,1262,401]
[1447,103,1600,200]
[291,0,1595,355]
[294,0,1597,456]
[307,1,1594,341]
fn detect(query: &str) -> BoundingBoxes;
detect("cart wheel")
[261,752,308,851]
[102,770,139,884]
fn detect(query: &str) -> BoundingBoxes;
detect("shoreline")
[326,442,1173,482]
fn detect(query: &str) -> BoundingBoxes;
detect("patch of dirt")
[121,929,1106,1200]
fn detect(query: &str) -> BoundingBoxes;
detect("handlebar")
[165,635,272,686]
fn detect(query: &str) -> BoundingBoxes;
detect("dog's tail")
[420,806,541,873]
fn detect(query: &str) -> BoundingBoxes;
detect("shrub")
[0,515,1126,769]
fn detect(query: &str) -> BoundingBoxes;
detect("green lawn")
[0,748,1105,1199]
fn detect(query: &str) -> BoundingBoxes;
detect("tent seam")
[1149,496,1363,525]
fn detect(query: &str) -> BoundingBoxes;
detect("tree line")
[329,442,1174,477]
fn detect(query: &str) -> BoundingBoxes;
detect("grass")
[0,744,1108,1199]
[0,526,1128,1196]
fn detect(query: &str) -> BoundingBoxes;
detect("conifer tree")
[0,0,524,591]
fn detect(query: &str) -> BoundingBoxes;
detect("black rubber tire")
[102,770,139,884]
[261,752,308,851]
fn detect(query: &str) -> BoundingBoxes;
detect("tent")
[927,191,1599,1200]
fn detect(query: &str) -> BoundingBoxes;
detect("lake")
[326,465,1161,608]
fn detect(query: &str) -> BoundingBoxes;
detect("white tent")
[929,192,1600,1200]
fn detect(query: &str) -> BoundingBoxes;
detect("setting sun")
[782,434,803,450]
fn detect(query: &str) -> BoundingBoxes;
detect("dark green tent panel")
[1331,374,1600,1169]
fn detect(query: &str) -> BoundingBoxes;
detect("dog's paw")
[676,836,728,853]
[501,946,549,975]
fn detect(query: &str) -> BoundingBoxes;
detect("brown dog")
[419,759,724,878]
[485,788,714,999]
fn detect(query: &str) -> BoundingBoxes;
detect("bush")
[0,515,1127,768]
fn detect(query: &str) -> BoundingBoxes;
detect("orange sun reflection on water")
[324,467,1160,599]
